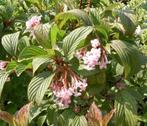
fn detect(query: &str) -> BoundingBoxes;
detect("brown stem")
[79,0,83,9]
[87,0,91,14]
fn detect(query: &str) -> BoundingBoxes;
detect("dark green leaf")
[115,90,138,126]
[111,40,145,78]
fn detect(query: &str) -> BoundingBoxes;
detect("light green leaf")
[65,9,93,26]
[56,9,93,27]
[19,46,48,60]
[50,24,59,46]
[2,32,20,56]
[32,57,50,74]
[0,71,10,98]
[63,26,93,58]
[71,116,88,126]
[28,72,54,105]
[6,60,17,72]
[15,61,32,77]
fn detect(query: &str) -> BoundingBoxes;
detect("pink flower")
[91,39,100,48]
[83,48,101,70]
[71,78,87,97]
[53,87,72,108]
[26,16,42,30]
[0,61,7,70]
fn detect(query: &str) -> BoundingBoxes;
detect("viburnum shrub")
[0,0,147,126]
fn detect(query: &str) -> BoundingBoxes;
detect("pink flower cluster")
[76,39,108,70]
[0,61,7,70]
[52,78,87,108]
[26,16,42,30]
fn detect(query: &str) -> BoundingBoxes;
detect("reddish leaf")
[102,108,116,126]
[14,102,32,126]
[0,111,14,125]
[86,102,102,126]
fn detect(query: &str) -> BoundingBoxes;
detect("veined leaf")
[2,32,20,56]
[111,40,144,78]
[63,26,93,59]
[34,23,52,48]
[71,116,88,126]
[28,72,54,105]
[0,71,10,98]
[32,57,50,74]
[19,46,48,60]
[114,90,138,126]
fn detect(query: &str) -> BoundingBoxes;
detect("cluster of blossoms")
[0,61,7,70]
[26,16,42,30]
[51,76,87,108]
[76,39,108,70]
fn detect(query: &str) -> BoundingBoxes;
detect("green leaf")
[116,10,137,35]
[114,90,138,126]
[58,109,76,126]
[0,71,10,98]
[34,23,52,48]
[1,32,20,56]
[63,26,93,59]
[32,57,50,74]
[19,46,48,60]
[6,60,31,76]
[28,72,54,105]
[56,9,93,27]
[111,40,145,78]
[71,116,88,126]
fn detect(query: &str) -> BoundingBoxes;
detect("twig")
[87,0,91,14]
[79,0,83,9]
